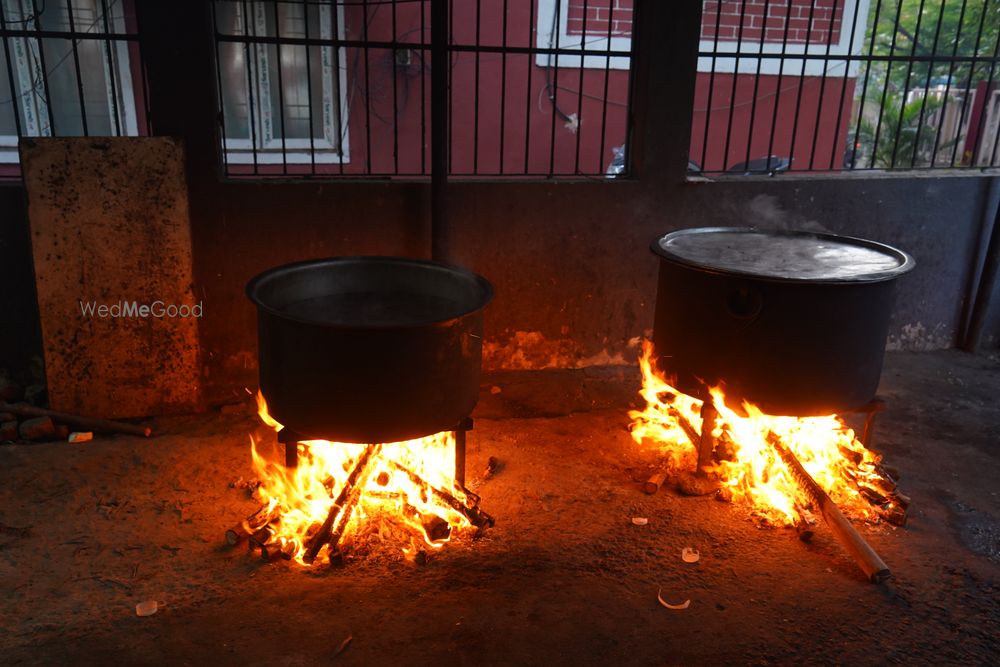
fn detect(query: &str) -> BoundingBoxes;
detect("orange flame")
[629,341,887,525]
[250,393,473,564]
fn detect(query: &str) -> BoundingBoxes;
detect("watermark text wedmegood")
[79,300,204,318]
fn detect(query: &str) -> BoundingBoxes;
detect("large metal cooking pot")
[650,227,914,416]
[247,257,493,443]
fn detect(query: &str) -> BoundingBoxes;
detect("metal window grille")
[693,0,1000,175]
[211,0,637,178]
[0,0,149,165]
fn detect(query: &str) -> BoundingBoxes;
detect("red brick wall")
[702,0,845,45]
[567,1,846,46]
[566,0,634,36]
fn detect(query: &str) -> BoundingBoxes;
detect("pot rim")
[246,255,494,330]
[650,226,916,285]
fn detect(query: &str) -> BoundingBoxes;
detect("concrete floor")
[1,351,998,666]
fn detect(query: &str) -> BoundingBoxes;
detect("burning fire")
[246,393,482,565]
[629,342,895,526]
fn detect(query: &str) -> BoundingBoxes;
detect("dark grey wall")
[1,1,997,404]
[0,185,41,376]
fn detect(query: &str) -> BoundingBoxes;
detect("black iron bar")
[869,0,907,169]
[391,0,400,175]
[330,2,346,176]
[721,0,750,172]
[472,0,481,174]
[98,0,121,136]
[950,0,991,167]
[302,0,318,174]
[0,2,23,137]
[419,0,425,174]
[362,0,373,174]
[889,0,927,169]
[547,0,562,176]
[692,50,1000,65]
[448,0,453,174]
[272,1,288,175]
[240,0,259,173]
[212,31,632,57]
[787,0,822,172]
[850,0,886,169]
[0,27,138,39]
[522,0,536,174]
[431,0,448,259]
[29,0,57,136]
[210,1,230,173]
[807,0,841,170]
[909,0,947,169]
[829,0,867,169]
[931,0,970,168]
[596,0,614,176]
[64,0,90,135]
[744,0,770,171]
[572,0,588,175]
[702,0,726,172]
[498,0,507,174]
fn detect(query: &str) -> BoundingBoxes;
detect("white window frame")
[0,0,140,163]
[536,0,871,76]
[698,0,871,78]
[221,0,351,165]
[535,0,632,70]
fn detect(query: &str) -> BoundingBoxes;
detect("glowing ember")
[629,342,896,526]
[246,393,483,565]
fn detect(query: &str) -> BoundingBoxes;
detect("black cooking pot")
[650,227,914,416]
[247,257,493,443]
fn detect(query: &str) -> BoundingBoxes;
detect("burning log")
[303,444,381,565]
[666,406,701,449]
[249,527,274,552]
[260,539,295,562]
[326,453,383,561]
[643,470,668,495]
[0,402,152,437]
[766,433,891,584]
[225,504,278,546]
[389,461,495,530]
[696,403,718,477]
[794,504,816,542]
[642,406,703,495]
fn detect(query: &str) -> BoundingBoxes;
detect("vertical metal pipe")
[962,181,1000,352]
[431,0,449,261]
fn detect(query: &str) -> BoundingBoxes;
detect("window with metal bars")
[0,0,148,165]
[693,0,1000,175]
[210,0,636,178]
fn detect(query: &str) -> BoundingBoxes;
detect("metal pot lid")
[651,227,915,283]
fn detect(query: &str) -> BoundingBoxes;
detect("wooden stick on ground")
[767,433,891,584]
[302,444,381,564]
[0,402,152,437]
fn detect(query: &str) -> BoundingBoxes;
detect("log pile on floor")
[0,367,150,444]
[225,441,494,567]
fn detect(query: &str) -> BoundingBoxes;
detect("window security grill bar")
[0,0,150,167]
[211,0,637,179]
[694,0,1000,175]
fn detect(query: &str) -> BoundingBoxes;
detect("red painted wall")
[233,1,852,177]
[692,72,856,172]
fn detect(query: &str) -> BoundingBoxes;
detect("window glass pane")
[218,2,250,139]
[0,46,19,135]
